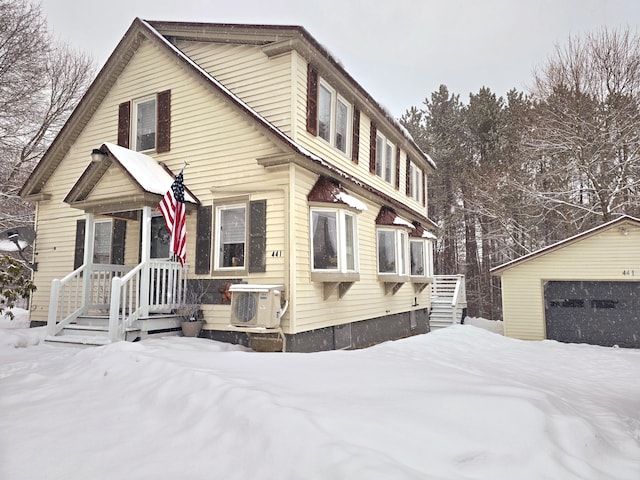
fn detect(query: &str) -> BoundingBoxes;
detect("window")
[409,162,423,203]
[215,204,246,270]
[311,208,358,273]
[317,80,351,154]
[93,220,113,264]
[375,133,395,185]
[197,201,266,275]
[118,90,171,153]
[410,239,433,277]
[377,228,408,275]
[133,97,156,152]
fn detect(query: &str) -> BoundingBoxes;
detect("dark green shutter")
[74,219,86,269]
[195,206,212,274]
[248,200,266,273]
[111,219,126,265]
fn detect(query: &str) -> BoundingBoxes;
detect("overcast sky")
[41,0,639,117]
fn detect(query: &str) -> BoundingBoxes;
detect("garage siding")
[497,221,640,342]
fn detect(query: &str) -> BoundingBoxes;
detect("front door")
[150,215,170,259]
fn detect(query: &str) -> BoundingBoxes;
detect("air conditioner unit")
[229,284,284,328]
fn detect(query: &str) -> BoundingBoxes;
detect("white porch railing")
[47,264,131,336]
[47,259,187,341]
[430,275,467,328]
[108,259,187,341]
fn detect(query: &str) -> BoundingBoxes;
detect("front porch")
[44,207,189,347]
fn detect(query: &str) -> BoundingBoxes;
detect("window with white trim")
[133,96,156,152]
[317,80,351,155]
[310,208,358,273]
[377,228,408,275]
[410,238,433,277]
[375,133,395,185]
[214,204,246,270]
[409,162,423,202]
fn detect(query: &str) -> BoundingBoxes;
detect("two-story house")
[20,19,457,351]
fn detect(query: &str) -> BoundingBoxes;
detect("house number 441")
[622,270,635,276]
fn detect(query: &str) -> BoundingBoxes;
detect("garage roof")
[490,215,640,275]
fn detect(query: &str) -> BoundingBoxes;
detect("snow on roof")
[102,142,197,204]
[393,215,415,229]
[491,214,640,274]
[335,191,367,212]
[422,230,437,240]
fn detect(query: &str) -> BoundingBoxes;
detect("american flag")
[159,171,187,266]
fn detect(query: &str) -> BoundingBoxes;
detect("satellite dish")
[0,226,35,253]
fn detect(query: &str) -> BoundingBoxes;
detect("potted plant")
[178,280,208,337]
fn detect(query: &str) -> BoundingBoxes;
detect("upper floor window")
[133,96,156,152]
[409,161,423,203]
[307,65,355,157]
[375,133,395,185]
[310,208,358,273]
[118,90,171,154]
[318,81,351,155]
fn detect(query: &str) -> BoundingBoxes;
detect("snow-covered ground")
[0,311,639,479]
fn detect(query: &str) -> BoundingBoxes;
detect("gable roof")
[64,142,199,209]
[21,18,434,224]
[490,215,640,275]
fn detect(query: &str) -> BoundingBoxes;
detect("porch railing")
[47,264,131,336]
[108,259,187,341]
[431,275,467,326]
[47,259,186,341]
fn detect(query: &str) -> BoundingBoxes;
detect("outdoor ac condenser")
[229,284,284,328]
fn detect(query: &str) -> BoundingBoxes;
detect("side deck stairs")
[430,275,467,330]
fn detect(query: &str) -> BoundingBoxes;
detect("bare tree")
[527,27,640,231]
[0,0,95,231]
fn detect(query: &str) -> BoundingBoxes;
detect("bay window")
[410,238,433,277]
[311,208,358,273]
[377,228,408,276]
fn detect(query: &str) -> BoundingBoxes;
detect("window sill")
[377,274,410,295]
[311,271,360,300]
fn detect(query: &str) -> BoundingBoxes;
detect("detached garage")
[491,215,640,349]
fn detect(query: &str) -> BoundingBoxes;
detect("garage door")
[544,281,640,348]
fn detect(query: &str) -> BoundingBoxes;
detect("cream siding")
[289,166,431,333]
[498,223,640,341]
[290,53,427,218]
[30,27,435,339]
[31,38,291,324]
[175,41,293,136]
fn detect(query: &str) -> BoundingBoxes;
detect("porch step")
[44,334,112,348]
[44,324,143,348]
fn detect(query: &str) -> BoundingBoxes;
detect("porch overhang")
[64,142,200,214]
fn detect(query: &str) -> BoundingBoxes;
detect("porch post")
[139,206,152,317]
[82,213,95,308]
